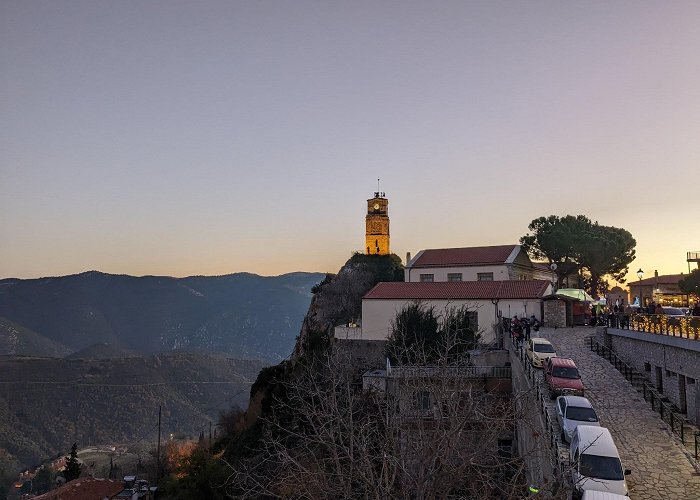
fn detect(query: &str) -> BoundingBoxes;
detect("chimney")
[654,270,658,278]
[406,252,411,265]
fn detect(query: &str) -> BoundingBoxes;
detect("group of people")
[510,314,540,347]
[590,301,633,328]
[590,300,700,327]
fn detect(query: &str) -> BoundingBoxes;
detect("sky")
[2,1,699,281]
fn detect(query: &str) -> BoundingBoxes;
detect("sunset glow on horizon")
[2,2,699,282]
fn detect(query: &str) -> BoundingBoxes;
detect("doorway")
[655,366,663,393]
[679,375,687,414]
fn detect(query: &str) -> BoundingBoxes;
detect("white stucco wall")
[494,299,544,321]
[362,298,506,343]
[361,297,546,343]
[405,265,510,283]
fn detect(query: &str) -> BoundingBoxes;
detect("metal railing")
[509,340,570,478]
[627,314,700,339]
[389,364,512,379]
[588,337,688,444]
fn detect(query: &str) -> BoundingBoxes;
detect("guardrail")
[588,337,688,444]
[628,314,700,340]
[510,340,570,480]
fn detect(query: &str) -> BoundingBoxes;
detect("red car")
[544,357,584,399]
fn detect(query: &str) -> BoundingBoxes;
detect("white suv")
[570,426,631,497]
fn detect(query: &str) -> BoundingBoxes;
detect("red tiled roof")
[33,477,124,500]
[631,274,685,286]
[363,280,550,300]
[409,245,517,267]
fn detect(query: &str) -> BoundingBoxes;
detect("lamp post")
[637,268,644,310]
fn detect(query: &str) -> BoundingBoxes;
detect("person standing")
[624,303,634,329]
[524,316,531,341]
[692,303,700,316]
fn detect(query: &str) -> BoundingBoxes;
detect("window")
[477,272,494,281]
[552,367,580,379]
[565,406,598,422]
[414,390,431,411]
[420,274,434,282]
[447,273,462,282]
[534,343,556,353]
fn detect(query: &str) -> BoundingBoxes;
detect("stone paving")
[536,326,700,500]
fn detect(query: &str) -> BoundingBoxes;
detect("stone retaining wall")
[599,327,700,425]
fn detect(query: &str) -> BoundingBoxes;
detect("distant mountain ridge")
[0,351,264,472]
[0,270,324,362]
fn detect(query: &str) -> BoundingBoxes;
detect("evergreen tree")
[64,443,82,482]
[33,466,54,494]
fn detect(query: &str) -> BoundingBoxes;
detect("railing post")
[660,402,664,421]
[643,383,646,400]
[650,391,655,411]
[681,421,685,444]
[670,410,674,432]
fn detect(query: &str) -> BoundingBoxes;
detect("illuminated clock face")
[373,203,380,210]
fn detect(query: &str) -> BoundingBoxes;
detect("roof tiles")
[363,280,550,300]
[33,477,124,500]
[409,245,517,267]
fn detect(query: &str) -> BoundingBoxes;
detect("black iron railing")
[510,340,569,476]
[588,337,688,444]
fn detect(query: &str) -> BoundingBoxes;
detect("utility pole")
[156,405,161,481]
[209,421,212,452]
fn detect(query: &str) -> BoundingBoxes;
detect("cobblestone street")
[537,326,700,500]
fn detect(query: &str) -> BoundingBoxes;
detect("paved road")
[536,326,700,500]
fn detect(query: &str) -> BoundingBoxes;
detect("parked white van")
[570,426,630,497]
[582,490,629,499]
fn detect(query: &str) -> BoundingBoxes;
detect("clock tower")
[365,191,390,255]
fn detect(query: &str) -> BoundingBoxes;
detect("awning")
[544,288,596,302]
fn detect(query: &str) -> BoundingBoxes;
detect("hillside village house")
[628,271,694,308]
[335,245,555,343]
[404,245,555,283]
[357,280,551,344]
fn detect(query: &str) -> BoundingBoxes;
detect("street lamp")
[637,268,644,309]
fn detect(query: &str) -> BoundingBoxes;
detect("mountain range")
[0,270,324,474]
[0,270,324,362]
[0,351,265,471]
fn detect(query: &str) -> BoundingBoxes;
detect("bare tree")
[222,328,560,499]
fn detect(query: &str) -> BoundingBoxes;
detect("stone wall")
[544,300,566,328]
[601,328,700,425]
[334,338,387,371]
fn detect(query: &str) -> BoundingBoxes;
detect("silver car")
[556,395,600,443]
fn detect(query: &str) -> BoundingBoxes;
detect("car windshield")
[534,343,555,353]
[566,406,598,422]
[579,454,624,481]
[552,367,579,379]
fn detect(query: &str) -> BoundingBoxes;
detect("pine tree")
[64,443,82,482]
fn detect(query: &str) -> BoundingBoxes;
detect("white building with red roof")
[405,244,553,283]
[355,280,552,343]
